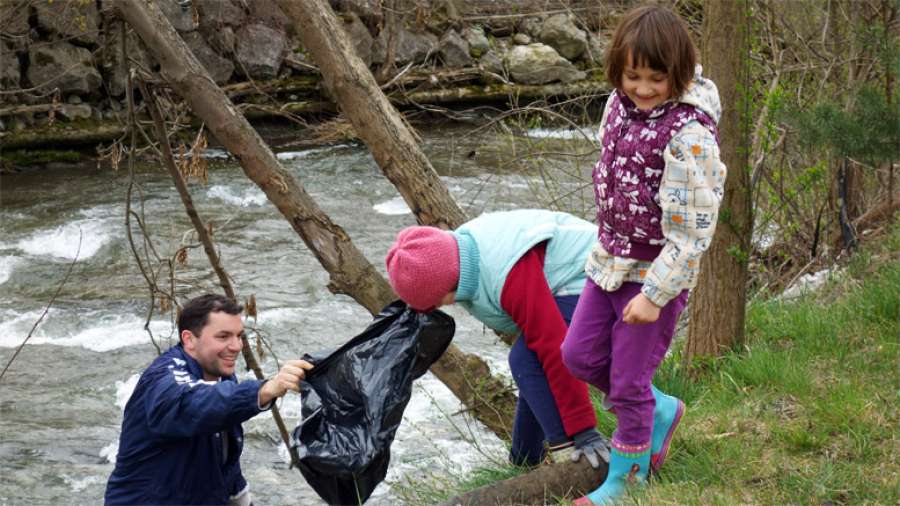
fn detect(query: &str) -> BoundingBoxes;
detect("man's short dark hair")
[177,294,244,337]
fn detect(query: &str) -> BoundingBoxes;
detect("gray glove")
[570,428,610,468]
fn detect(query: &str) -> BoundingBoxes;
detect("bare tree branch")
[139,79,301,467]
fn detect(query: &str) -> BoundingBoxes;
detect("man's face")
[182,311,244,381]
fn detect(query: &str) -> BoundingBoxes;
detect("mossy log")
[0,103,62,117]
[0,79,608,151]
[223,75,320,99]
[398,80,609,106]
[0,122,127,150]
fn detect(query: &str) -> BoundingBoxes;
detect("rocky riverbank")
[0,0,619,161]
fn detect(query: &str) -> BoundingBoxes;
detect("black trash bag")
[292,300,455,505]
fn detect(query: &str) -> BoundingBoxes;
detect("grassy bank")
[401,225,899,505]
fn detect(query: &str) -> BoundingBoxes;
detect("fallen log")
[398,80,609,106]
[0,103,61,117]
[0,122,127,150]
[222,75,320,100]
[439,457,606,506]
[0,77,608,151]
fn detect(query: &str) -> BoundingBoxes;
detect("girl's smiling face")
[621,52,671,111]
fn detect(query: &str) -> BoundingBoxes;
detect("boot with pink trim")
[650,385,685,472]
[572,440,650,505]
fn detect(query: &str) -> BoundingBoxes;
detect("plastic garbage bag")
[292,301,455,505]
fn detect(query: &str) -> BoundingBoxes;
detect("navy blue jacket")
[105,344,266,505]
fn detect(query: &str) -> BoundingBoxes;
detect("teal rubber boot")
[572,442,650,505]
[650,385,685,472]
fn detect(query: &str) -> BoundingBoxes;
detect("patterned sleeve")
[640,122,727,307]
[597,92,615,139]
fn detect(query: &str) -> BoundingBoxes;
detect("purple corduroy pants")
[561,279,687,446]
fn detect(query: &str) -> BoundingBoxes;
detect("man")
[105,294,312,505]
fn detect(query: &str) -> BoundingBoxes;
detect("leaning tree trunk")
[278,1,605,501]
[279,0,517,433]
[685,0,753,362]
[278,0,467,230]
[112,0,515,441]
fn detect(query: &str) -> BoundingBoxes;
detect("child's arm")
[598,91,615,136]
[500,243,597,437]
[640,123,727,311]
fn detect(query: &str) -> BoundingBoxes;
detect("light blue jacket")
[453,209,597,335]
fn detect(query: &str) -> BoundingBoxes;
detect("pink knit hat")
[385,226,460,311]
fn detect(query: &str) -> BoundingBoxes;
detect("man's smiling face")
[183,311,244,381]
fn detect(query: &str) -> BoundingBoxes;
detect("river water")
[0,122,597,505]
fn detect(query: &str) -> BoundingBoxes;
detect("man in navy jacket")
[105,294,312,505]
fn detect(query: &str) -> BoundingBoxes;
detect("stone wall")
[0,0,626,135]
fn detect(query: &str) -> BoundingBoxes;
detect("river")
[0,121,597,505]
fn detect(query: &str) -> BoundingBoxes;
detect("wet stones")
[0,1,31,51]
[1,44,21,90]
[183,31,234,84]
[506,43,585,85]
[538,13,588,61]
[439,29,473,68]
[235,23,287,80]
[27,42,102,95]
[373,25,439,67]
[462,26,490,58]
[34,0,101,46]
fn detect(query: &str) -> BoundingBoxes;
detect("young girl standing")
[562,5,726,504]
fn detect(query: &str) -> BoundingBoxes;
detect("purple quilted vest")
[593,90,718,261]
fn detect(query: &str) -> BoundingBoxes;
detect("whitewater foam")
[16,219,113,260]
[0,311,173,352]
[206,185,268,207]
[0,256,22,285]
[99,441,119,464]
[253,306,304,326]
[372,197,411,215]
[62,474,105,492]
[115,373,141,410]
[526,126,598,141]
[276,144,352,161]
[202,148,231,160]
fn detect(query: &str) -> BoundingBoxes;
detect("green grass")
[399,225,899,505]
[635,231,900,505]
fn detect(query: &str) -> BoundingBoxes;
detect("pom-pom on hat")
[385,226,460,311]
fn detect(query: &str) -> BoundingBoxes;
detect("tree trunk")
[685,0,752,362]
[278,0,467,230]
[279,1,616,499]
[439,458,605,506]
[113,0,515,441]
[828,0,866,250]
[279,0,517,433]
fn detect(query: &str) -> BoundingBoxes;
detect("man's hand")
[622,292,661,324]
[258,359,314,407]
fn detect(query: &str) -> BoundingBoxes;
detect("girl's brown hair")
[604,5,697,98]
